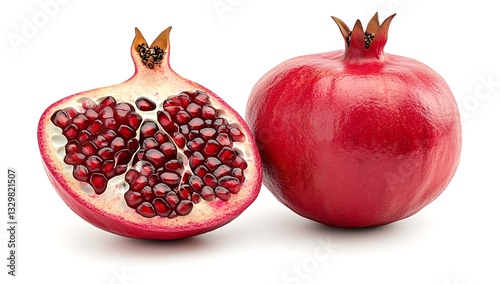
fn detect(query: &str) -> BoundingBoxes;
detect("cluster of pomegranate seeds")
[51,96,141,194]
[51,90,248,219]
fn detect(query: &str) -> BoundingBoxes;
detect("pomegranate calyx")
[132,27,172,70]
[332,12,396,61]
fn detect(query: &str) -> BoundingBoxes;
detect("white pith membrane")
[38,27,260,235]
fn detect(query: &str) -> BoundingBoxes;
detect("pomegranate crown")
[332,12,396,59]
[131,27,172,70]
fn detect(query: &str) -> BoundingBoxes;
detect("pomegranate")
[246,13,461,228]
[38,27,261,240]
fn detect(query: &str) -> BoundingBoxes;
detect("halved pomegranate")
[38,27,262,240]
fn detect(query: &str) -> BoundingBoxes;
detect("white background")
[1,1,499,283]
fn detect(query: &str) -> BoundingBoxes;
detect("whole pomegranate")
[38,27,262,240]
[246,13,461,228]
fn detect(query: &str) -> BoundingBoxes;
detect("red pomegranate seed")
[205,119,213,127]
[85,109,99,121]
[175,111,190,124]
[85,155,103,172]
[232,168,245,183]
[186,103,202,117]
[218,147,236,164]
[97,147,113,160]
[187,138,204,151]
[115,109,129,122]
[127,112,143,130]
[89,173,107,194]
[213,118,228,128]
[154,131,169,144]
[118,125,136,140]
[63,107,78,119]
[153,183,170,197]
[81,141,98,156]
[125,190,142,208]
[103,117,117,129]
[229,127,245,142]
[115,165,127,175]
[188,130,200,140]
[205,157,222,171]
[64,152,85,165]
[131,175,148,191]
[135,97,157,111]
[139,162,155,176]
[63,124,78,139]
[160,172,180,186]
[191,193,201,204]
[163,104,182,116]
[194,91,209,105]
[200,128,217,140]
[92,135,108,147]
[99,106,114,119]
[148,174,160,186]
[215,133,232,147]
[152,198,171,217]
[188,176,204,192]
[180,125,190,136]
[102,129,117,141]
[82,99,97,110]
[136,202,156,218]
[201,105,217,119]
[203,174,218,188]
[110,137,125,151]
[174,93,192,108]
[75,131,90,143]
[144,149,166,168]
[172,132,186,148]
[165,191,180,207]
[165,160,183,173]
[98,96,117,108]
[73,114,89,129]
[218,176,241,194]
[115,102,132,112]
[102,160,115,178]
[188,118,204,130]
[215,186,231,201]
[159,142,176,159]
[142,137,159,150]
[72,165,89,182]
[157,110,177,133]
[141,186,154,202]
[194,165,209,177]
[189,151,204,168]
[217,125,229,134]
[114,149,132,166]
[200,186,215,201]
[128,139,140,152]
[65,140,79,154]
[125,169,140,183]
[176,200,193,216]
[140,121,159,137]
[178,184,192,199]
[232,156,248,170]
[51,110,72,128]
[213,165,231,178]
[203,140,221,156]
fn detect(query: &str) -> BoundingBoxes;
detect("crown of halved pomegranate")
[38,27,262,240]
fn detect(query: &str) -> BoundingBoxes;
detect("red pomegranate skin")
[246,14,461,227]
